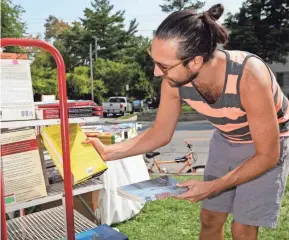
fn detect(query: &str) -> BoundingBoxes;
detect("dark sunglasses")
[146,46,193,76]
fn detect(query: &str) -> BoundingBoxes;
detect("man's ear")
[187,56,203,72]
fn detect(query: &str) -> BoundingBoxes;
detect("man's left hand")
[174,179,218,203]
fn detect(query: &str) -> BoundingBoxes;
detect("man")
[84,4,289,240]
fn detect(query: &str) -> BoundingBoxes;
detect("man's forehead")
[151,38,179,62]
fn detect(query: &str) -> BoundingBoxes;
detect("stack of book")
[81,123,140,145]
[35,100,104,119]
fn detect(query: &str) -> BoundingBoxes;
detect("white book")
[0,59,35,121]
[117,176,188,202]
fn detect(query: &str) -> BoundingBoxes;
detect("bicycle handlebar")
[185,140,193,150]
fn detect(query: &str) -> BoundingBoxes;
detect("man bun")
[206,4,224,21]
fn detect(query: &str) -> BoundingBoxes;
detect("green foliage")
[66,66,108,104]
[160,0,205,12]
[31,65,58,101]
[26,0,157,101]
[1,0,26,52]
[94,58,153,99]
[80,0,135,62]
[224,0,289,64]
[44,15,70,41]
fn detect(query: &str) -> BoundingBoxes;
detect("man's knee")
[231,220,258,240]
[200,208,228,230]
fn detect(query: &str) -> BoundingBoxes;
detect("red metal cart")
[1,38,76,240]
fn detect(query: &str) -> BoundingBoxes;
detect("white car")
[102,97,133,117]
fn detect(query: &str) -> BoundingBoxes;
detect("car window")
[109,98,126,103]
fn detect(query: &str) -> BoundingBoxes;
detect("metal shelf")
[0,116,101,129]
[6,177,104,213]
[7,206,96,240]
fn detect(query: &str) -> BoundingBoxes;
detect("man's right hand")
[81,79,182,161]
[82,138,109,161]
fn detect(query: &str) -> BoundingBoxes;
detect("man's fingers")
[176,180,198,187]
[82,138,92,144]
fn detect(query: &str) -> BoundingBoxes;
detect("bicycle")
[144,140,205,174]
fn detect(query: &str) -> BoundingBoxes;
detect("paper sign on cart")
[1,128,48,206]
[0,59,36,121]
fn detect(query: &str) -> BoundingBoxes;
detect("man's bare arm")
[212,57,280,192]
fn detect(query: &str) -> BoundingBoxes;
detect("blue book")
[75,224,128,240]
[117,175,188,202]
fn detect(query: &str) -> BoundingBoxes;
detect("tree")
[66,66,108,104]
[1,0,26,52]
[93,58,153,99]
[44,15,70,41]
[160,0,205,12]
[31,65,58,101]
[80,0,138,61]
[224,0,289,64]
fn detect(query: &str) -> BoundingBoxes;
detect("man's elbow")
[266,148,280,169]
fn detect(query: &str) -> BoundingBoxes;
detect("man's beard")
[165,71,199,88]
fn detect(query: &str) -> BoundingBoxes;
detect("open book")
[117,175,188,202]
[41,123,107,185]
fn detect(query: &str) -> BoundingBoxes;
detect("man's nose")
[154,64,164,77]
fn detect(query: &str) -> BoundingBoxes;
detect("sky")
[14,0,243,38]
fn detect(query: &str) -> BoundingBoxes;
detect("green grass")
[118,113,137,120]
[182,105,195,112]
[114,176,289,240]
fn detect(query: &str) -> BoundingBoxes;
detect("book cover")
[75,224,128,240]
[0,59,36,121]
[117,175,188,202]
[41,123,108,185]
[0,128,47,205]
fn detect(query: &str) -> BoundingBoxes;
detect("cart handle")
[1,38,75,240]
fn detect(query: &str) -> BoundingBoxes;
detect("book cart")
[1,38,103,240]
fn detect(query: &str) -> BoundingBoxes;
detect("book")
[35,108,60,119]
[0,128,47,205]
[41,123,108,185]
[59,224,128,240]
[117,175,189,202]
[75,224,128,240]
[0,59,35,121]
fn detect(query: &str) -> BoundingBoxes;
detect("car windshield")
[133,100,141,104]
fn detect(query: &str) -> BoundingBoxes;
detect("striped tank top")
[179,50,289,143]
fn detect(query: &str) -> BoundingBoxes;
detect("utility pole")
[94,37,98,60]
[89,43,94,102]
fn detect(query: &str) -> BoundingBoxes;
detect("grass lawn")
[114,176,289,240]
[182,105,195,112]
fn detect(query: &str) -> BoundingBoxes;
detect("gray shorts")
[201,130,289,228]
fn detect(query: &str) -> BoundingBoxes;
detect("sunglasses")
[146,46,193,76]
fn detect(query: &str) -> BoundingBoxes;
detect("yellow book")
[41,123,107,185]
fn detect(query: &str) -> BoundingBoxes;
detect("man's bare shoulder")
[240,56,272,98]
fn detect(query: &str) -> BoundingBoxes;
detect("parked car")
[132,99,147,112]
[145,97,160,109]
[102,97,133,117]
